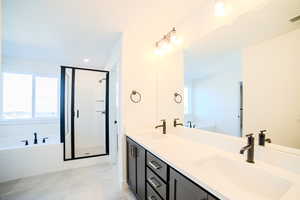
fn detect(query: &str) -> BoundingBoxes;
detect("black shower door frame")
[60,66,109,161]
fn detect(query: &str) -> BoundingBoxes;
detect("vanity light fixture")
[214,0,226,17]
[290,15,300,23]
[154,27,182,56]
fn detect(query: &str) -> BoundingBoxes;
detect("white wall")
[0,0,2,73]
[187,51,242,137]
[105,38,122,165]
[243,28,300,149]
[115,26,184,184]
[0,0,3,141]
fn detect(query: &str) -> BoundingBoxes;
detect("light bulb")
[214,0,226,17]
[165,43,173,52]
[154,48,164,56]
[160,40,172,53]
[171,35,182,45]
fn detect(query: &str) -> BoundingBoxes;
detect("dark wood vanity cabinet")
[169,168,208,200]
[126,138,146,200]
[126,137,220,200]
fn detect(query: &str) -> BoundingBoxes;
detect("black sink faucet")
[155,120,166,134]
[34,132,38,144]
[240,134,255,163]
[173,118,183,127]
[258,130,271,146]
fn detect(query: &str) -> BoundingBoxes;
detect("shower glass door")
[61,66,109,160]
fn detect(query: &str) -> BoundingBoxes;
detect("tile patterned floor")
[0,164,135,200]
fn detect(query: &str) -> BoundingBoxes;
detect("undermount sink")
[195,156,292,200]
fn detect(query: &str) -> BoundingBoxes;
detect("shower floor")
[75,145,106,157]
[65,145,106,158]
[0,164,135,200]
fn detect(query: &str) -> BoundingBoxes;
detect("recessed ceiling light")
[83,58,90,63]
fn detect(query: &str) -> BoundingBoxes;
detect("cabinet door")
[126,139,136,193]
[136,144,146,200]
[169,168,208,200]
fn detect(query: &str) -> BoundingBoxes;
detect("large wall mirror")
[183,0,300,151]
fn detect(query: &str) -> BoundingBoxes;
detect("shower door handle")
[76,110,79,118]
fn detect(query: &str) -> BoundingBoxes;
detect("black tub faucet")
[34,132,38,144]
[21,140,29,146]
[42,137,49,143]
[240,134,255,163]
[258,130,271,146]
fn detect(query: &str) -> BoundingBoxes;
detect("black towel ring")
[174,92,182,104]
[130,90,142,103]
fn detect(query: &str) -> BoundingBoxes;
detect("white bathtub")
[0,136,111,183]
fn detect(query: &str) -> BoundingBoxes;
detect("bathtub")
[0,135,111,183]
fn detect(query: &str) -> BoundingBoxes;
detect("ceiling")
[3,0,299,69]
[2,0,128,66]
[2,0,208,67]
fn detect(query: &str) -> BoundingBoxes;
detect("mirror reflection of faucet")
[186,121,196,128]
[34,132,38,144]
[258,130,271,146]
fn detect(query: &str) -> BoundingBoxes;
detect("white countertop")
[126,129,300,200]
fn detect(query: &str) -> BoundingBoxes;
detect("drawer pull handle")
[148,196,157,200]
[148,160,161,170]
[148,177,161,189]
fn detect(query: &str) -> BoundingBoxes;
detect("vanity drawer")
[146,152,167,181]
[147,168,167,200]
[147,183,163,200]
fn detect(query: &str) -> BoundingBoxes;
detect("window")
[35,77,58,118]
[1,73,58,120]
[3,73,32,119]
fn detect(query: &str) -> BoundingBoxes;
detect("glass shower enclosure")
[60,66,109,160]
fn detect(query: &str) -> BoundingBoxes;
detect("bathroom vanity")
[126,129,300,200]
[127,136,219,200]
